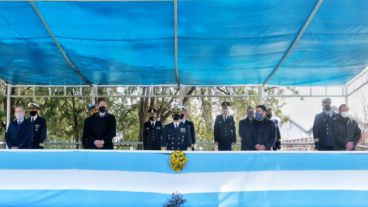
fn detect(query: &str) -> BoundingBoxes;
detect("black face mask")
[180,114,185,119]
[324,105,331,111]
[99,106,107,113]
[30,111,37,116]
[149,116,154,121]
[173,114,180,121]
[267,113,272,119]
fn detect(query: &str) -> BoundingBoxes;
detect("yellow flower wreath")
[169,150,188,173]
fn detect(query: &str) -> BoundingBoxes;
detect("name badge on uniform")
[146,127,150,130]
[156,127,161,130]
[180,127,186,133]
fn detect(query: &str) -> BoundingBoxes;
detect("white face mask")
[341,111,349,118]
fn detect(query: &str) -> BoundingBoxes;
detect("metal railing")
[0,140,367,151]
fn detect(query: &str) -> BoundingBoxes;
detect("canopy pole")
[262,0,324,85]
[30,1,92,85]
[344,86,349,105]
[174,0,180,86]
[179,85,185,106]
[6,84,12,130]
[91,85,98,104]
[258,85,265,103]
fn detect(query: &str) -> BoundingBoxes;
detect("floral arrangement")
[163,192,186,207]
[169,150,188,173]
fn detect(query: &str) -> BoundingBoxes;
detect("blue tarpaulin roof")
[0,0,368,86]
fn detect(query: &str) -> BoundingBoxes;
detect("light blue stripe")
[1,151,368,173]
[0,190,367,207]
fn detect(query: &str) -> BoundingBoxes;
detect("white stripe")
[0,170,367,194]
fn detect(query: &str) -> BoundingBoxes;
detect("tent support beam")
[262,0,324,85]
[6,84,11,130]
[174,0,180,86]
[30,2,92,85]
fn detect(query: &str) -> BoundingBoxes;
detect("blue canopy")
[0,0,367,86]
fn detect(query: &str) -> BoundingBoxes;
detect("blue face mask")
[255,112,264,121]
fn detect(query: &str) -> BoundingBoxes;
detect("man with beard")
[248,105,277,151]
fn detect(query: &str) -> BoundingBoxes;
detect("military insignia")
[35,124,40,132]
[156,127,161,130]
[180,128,186,133]
[146,127,150,130]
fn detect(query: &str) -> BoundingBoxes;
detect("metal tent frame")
[1,0,368,130]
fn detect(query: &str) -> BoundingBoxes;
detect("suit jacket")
[82,113,116,149]
[182,119,196,145]
[29,116,47,149]
[248,119,277,150]
[239,117,254,150]
[331,115,361,150]
[5,119,33,149]
[143,121,163,150]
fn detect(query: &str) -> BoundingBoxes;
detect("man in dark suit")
[5,106,33,149]
[180,106,196,150]
[266,108,281,151]
[143,108,163,150]
[239,106,255,150]
[214,101,236,151]
[248,105,277,151]
[161,106,192,151]
[313,98,338,151]
[82,104,98,149]
[82,99,116,150]
[28,102,47,149]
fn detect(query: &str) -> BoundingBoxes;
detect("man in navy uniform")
[214,101,236,151]
[162,106,192,151]
[28,102,47,149]
[83,99,116,150]
[248,105,277,151]
[313,98,338,151]
[180,106,196,150]
[266,108,281,150]
[239,106,255,150]
[5,106,33,149]
[143,108,163,150]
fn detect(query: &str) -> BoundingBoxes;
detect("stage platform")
[0,150,367,207]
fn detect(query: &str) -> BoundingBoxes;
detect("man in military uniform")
[162,106,192,151]
[214,101,236,151]
[180,106,196,150]
[239,106,255,150]
[313,98,338,150]
[28,102,47,149]
[143,108,163,150]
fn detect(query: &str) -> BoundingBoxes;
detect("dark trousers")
[319,146,334,151]
[218,142,232,151]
